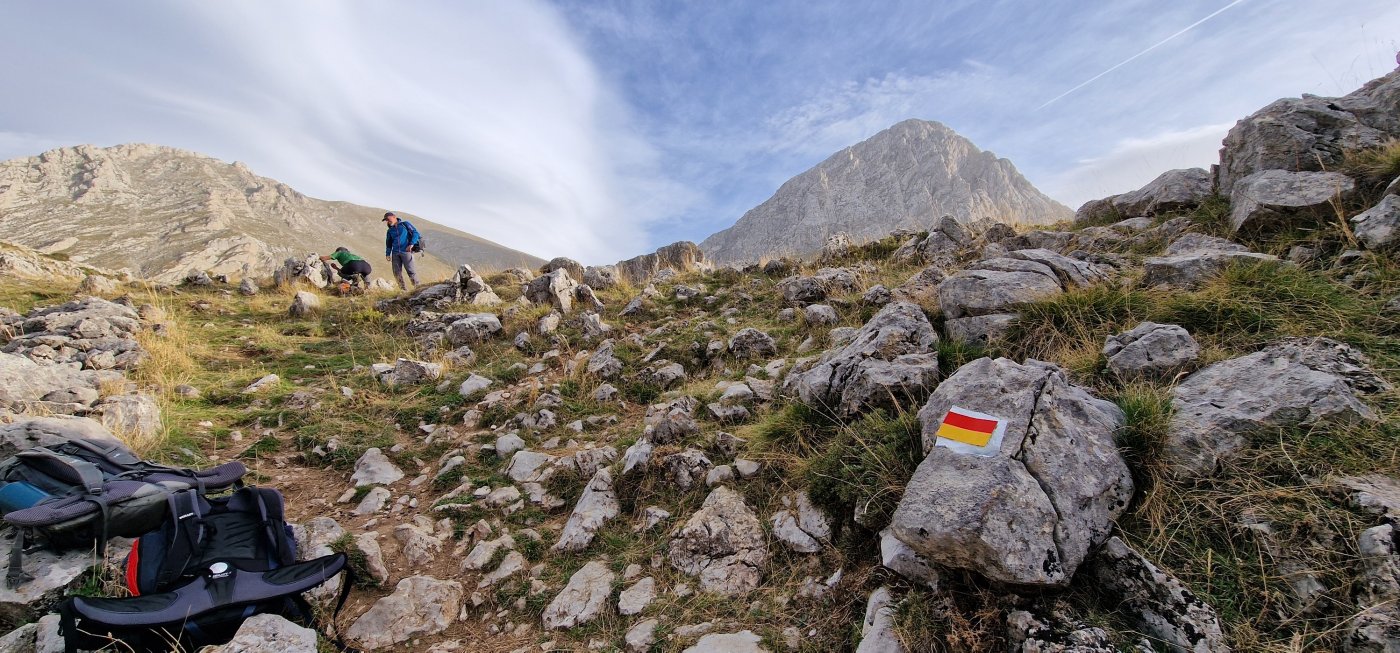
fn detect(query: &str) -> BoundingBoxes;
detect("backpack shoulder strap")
[154,489,207,591]
[16,449,104,495]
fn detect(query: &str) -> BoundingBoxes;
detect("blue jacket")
[385,220,420,256]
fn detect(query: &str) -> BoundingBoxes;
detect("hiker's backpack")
[0,438,246,588]
[59,486,348,653]
[406,220,425,252]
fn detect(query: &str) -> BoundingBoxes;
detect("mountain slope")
[700,119,1071,263]
[0,144,544,282]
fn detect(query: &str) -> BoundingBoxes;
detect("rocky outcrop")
[552,468,619,552]
[783,301,939,418]
[1166,338,1386,476]
[614,241,708,286]
[669,486,768,595]
[1345,523,1400,652]
[0,143,541,281]
[777,268,861,305]
[1217,69,1400,196]
[1352,194,1400,250]
[889,357,1131,586]
[700,119,1069,263]
[1075,168,1213,225]
[1228,169,1354,234]
[892,215,975,268]
[205,614,319,653]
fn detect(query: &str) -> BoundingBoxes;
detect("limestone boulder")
[553,468,620,552]
[614,241,708,287]
[1075,168,1213,224]
[1229,169,1355,234]
[1142,234,1279,289]
[1103,322,1200,379]
[855,586,907,653]
[539,257,585,281]
[1166,337,1385,476]
[91,393,162,448]
[782,301,939,418]
[1087,537,1229,653]
[542,560,615,629]
[205,614,318,653]
[525,268,580,314]
[445,313,501,346]
[889,357,1131,586]
[344,575,463,650]
[682,631,768,653]
[669,486,768,595]
[0,416,122,459]
[939,258,1062,319]
[728,328,777,360]
[288,291,320,317]
[1352,194,1400,250]
[1217,70,1400,196]
[777,268,861,305]
[351,448,404,487]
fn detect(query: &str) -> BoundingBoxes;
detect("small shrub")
[753,401,842,457]
[329,533,381,589]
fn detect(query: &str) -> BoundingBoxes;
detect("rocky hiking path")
[0,69,1398,653]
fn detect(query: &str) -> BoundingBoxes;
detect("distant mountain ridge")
[700,119,1071,263]
[0,143,543,282]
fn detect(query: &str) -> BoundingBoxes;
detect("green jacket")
[329,250,364,266]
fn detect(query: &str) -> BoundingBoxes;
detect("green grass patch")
[806,408,922,535]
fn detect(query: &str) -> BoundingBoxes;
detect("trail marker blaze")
[934,406,1007,457]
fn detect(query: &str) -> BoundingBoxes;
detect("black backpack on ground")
[0,438,246,588]
[59,486,349,653]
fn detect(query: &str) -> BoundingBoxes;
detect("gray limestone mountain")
[0,143,543,282]
[700,119,1072,264]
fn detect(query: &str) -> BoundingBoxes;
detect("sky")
[1,1,1397,264]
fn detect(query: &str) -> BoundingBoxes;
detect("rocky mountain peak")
[699,119,1070,264]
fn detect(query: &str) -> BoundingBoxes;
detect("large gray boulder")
[539,257,585,281]
[1076,168,1213,224]
[1217,69,1400,196]
[1088,537,1230,653]
[889,357,1131,586]
[777,268,861,305]
[682,631,769,653]
[892,215,973,267]
[288,291,320,317]
[1142,234,1279,289]
[1103,322,1200,379]
[344,575,463,650]
[783,301,939,418]
[669,486,768,595]
[91,393,162,448]
[0,352,107,412]
[0,416,122,460]
[938,258,1062,319]
[1228,169,1355,234]
[1166,338,1386,476]
[1352,194,1400,250]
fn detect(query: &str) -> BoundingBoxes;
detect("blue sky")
[1,1,1397,264]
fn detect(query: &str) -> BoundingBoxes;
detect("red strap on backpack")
[125,539,141,596]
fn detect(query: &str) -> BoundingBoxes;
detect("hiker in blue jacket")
[382,211,421,290]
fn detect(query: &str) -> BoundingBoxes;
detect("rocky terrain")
[0,71,1397,653]
[699,119,1071,264]
[0,144,544,282]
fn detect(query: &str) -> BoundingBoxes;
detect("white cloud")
[1039,122,1233,210]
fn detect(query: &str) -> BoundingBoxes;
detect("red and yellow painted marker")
[934,406,1007,456]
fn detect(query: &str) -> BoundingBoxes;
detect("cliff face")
[0,143,543,281]
[700,119,1070,264]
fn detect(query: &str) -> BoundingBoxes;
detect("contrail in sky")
[1038,0,1250,109]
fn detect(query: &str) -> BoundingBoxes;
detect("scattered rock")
[729,328,777,360]
[288,290,320,317]
[542,560,615,629]
[1103,322,1200,379]
[1075,168,1212,224]
[553,469,620,552]
[783,301,939,418]
[855,587,906,653]
[618,576,656,616]
[352,448,404,486]
[682,631,768,653]
[1351,194,1400,250]
[1088,537,1229,653]
[344,575,463,650]
[1229,169,1355,234]
[669,486,768,595]
[205,614,318,653]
